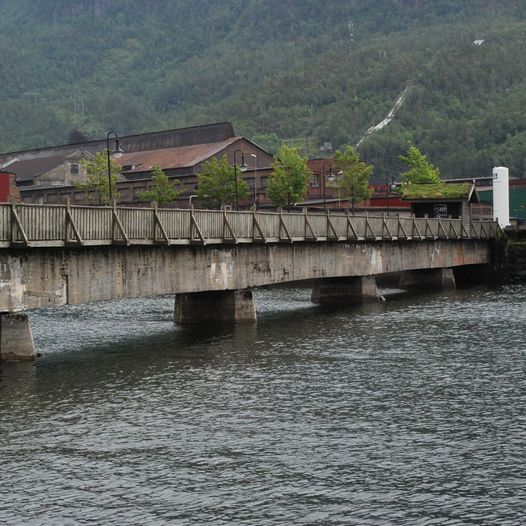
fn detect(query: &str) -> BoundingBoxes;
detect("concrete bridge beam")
[311,276,380,304]
[399,268,456,291]
[175,289,256,324]
[0,313,36,362]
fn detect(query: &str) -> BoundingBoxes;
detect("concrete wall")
[0,240,492,312]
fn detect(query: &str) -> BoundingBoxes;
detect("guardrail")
[0,203,498,248]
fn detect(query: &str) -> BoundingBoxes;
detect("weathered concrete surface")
[0,240,491,312]
[175,289,256,324]
[399,268,456,290]
[0,313,35,362]
[311,277,380,304]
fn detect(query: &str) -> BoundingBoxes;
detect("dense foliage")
[267,145,311,209]
[197,155,249,209]
[332,146,374,211]
[137,166,183,204]
[400,146,441,184]
[77,150,121,204]
[1,1,526,182]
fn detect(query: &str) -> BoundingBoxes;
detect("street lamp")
[322,161,334,210]
[385,175,395,216]
[233,149,248,210]
[106,130,124,202]
[251,153,258,208]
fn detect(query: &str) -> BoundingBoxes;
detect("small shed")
[401,182,480,226]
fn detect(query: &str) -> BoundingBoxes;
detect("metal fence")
[0,203,499,248]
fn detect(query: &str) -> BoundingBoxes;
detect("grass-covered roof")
[400,182,473,201]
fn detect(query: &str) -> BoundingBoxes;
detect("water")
[1,284,525,525]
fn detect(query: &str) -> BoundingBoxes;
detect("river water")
[1,283,525,525]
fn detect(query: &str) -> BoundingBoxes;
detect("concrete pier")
[175,289,257,324]
[399,268,456,291]
[0,313,36,362]
[311,277,380,304]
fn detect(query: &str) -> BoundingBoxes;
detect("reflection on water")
[1,284,525,525]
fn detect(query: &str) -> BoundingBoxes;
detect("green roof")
[400,182,473,201]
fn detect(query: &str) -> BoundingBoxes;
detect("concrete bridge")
[0,203,498,362]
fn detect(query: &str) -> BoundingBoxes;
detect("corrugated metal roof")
[115,137,241,173]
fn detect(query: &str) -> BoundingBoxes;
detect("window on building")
[311,173,320,188]
[434,203,448,218]
[70,163,79,175]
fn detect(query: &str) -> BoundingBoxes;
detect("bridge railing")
[0,203,499,248]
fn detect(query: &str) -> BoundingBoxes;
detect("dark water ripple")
[1,284,525,525]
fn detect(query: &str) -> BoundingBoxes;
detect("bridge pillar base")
[0,313,36,362]
[175,289,256,324]
[311,276,380,304]
[399,268,456,291]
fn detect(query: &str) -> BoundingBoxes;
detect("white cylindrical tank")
[493,166,510,228]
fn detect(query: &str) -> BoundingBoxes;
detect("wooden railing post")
[0,203,499,247]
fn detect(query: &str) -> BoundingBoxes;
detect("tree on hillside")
[267,145,311,209]
[197,155,250,209]
[333,145,374,212]
[76,150,121,205]
[138,165,183,205]
[400,146,441,184]
[68,129,90,144]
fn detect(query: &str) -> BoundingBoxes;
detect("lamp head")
[240,155,248,172]
[112,137,124,158]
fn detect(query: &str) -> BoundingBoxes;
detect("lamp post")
[386,176,395,216]
[385,174,389,216]
[251,153,258,208]
[106,130,124,202]
[233,149,248,210]
[322,161,334,210]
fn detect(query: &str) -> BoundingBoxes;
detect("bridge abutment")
[311,277,380,304]
[0,313,36,362]
[175,289,256,324]
[399,268,456,291]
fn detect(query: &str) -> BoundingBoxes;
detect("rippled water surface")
[1,284,525,525]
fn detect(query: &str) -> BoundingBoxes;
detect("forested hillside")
[0,0,525,181]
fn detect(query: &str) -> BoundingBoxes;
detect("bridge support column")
[311,276,380,304]
[175,289,256,324]
[0,313,36,362]
[399,268,456,291]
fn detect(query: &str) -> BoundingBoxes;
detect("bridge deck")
[0,203,498,248]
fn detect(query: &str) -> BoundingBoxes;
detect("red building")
[0,171,21,202]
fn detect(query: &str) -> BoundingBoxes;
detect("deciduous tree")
[267,145,311,209]
[333,145,373,212]
[76,150,121,205]
[138,165,183,205]
[197,155,249,209]
[400,146,441,184]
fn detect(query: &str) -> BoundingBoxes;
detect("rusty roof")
[116,137,240,173]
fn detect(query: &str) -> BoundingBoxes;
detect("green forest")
[0,0,525,182]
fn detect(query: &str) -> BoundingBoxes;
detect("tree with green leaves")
[267,145,311,209]
[138,165,183,205]
[400,146,441,184]
[333,145,374,212]
[196,155,250,209]
[76,150,121,205]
